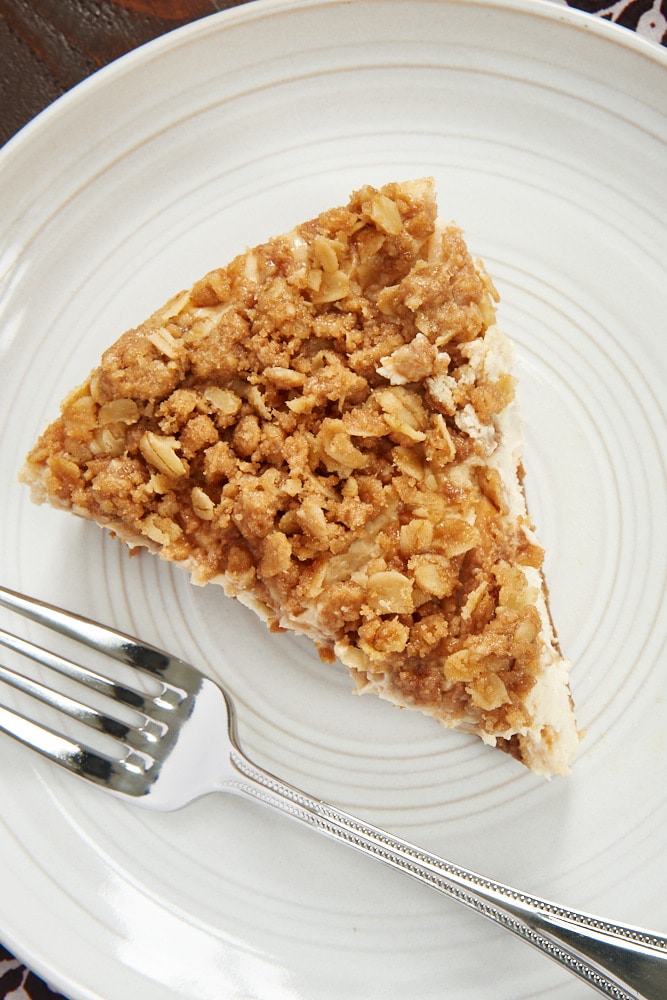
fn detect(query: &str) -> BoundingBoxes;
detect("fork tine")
[0,702,152,796]
[0,653,166,748]
[0,585,201,709]
[0,586,197,690]
[0,625,183,713]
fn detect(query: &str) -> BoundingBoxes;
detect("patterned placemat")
[565,0,666,42]
[0,944,64,1000]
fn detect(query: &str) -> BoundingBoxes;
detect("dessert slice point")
[21,178,579,776]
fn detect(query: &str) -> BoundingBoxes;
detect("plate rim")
[1,0,666,168]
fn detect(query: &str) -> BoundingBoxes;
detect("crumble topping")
[22,178,579,774]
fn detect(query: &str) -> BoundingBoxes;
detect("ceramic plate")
[0,1,666,997]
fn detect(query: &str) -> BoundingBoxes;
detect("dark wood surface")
[0,0,251,146]
[0,1,665,998]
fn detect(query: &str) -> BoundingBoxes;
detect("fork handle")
[226,749,666,1000]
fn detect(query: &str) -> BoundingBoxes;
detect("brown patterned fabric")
[0,1,664,998]
[0,945,66,1000]
[566,0,666,41]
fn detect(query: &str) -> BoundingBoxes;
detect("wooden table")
[0,1,665,998]
[0,0,250,147]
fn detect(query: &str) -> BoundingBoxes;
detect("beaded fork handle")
[227,750,667,1000]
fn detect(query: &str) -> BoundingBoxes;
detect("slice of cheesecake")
[21,178,579,775]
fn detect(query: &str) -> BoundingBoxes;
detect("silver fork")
[0,586,665,1000]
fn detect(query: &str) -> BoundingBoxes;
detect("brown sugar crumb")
[21,178,579,776]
